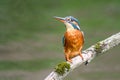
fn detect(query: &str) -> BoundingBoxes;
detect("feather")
[62,36,65,46]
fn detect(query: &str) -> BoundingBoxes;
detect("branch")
[44,32,120,80]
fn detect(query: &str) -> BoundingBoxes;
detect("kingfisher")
[54,16,84,63]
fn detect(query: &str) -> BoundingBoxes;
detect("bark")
[44,32,120,80]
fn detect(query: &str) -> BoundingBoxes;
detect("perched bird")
[54,16,84,63]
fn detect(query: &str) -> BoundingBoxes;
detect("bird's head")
[54,16,80,30]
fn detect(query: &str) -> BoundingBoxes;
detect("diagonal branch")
[44,32,120,80]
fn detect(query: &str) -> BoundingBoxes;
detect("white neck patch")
[64,22,74,30]
[64,22,80,30]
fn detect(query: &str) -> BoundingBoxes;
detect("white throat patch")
[64,22,74,30]
[64,22,80,30]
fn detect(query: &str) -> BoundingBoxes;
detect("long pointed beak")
[54,16,65,23]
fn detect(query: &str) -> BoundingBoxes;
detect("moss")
[94,42,103,54]
[55,62,70,75]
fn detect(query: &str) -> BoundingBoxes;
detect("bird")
[54,16,84,63]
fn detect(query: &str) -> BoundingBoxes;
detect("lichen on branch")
[55,62,70,75]
[44,32,120,80]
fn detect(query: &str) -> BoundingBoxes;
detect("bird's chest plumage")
[64,29,84,54]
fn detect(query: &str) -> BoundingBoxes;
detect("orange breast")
[64,29,84,57]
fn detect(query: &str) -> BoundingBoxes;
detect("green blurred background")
[0,0,120,80]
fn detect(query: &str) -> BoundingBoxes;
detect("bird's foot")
[79,54,84,61]
[67,59,72,63]
[81,57,84,61]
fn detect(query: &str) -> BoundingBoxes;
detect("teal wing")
[81,31,85,42]
[62,36,65,46]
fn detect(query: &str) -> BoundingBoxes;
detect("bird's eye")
[66,18,71,21]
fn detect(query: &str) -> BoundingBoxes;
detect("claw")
[79,53,84,61]
[67,59,72,63]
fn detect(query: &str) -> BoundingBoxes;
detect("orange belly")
[64,29,84,58]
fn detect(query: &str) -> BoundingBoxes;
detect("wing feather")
[62,36,65,46]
